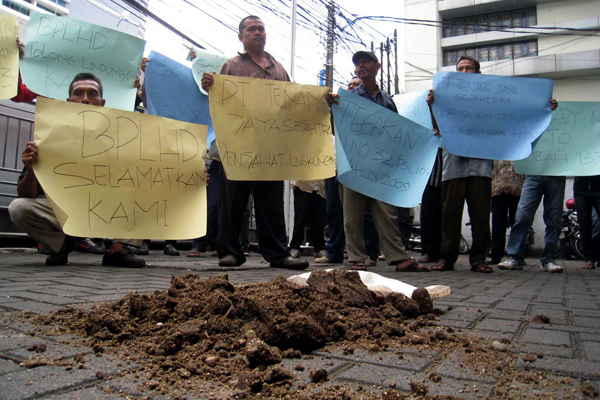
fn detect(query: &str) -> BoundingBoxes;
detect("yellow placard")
[33,98,207,240]
[0,14,19,99]
[209,75,335,180]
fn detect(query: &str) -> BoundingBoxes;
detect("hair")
[239,15,262,34]
[69,73,103,98]
[456,55,480,72]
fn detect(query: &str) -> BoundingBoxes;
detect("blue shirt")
[350,84,398,113]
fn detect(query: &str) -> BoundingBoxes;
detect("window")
[2,1,30,15]
[442,7,537,38]
[443,40,538,66]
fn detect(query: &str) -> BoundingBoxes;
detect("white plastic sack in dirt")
[287,269,451,299]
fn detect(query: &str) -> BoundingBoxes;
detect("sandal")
[431,259,453,271]
[583,261,596,269]
[187,248,201,257]
[471,263,493,273]
[395,259,430,272]
[418,254,430,263]
[351,262,366,271]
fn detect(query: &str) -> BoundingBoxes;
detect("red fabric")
[11,73,38,103]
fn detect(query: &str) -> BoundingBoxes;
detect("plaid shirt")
[349,84,398,113]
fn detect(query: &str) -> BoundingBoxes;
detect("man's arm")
[17,142,40,198]
[426,90,441,135]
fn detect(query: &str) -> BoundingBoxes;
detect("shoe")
[290,249,300,258]
[219,254,240,267]
[74,238,106,254]
[314,250,326,259]
[270,256,309,270]
[242,246,250,257]
[498,257,524,271]
[37,243,51,255]
[46,252,69,266]
[102,248,146,268]
[136,242,149,256]
[365,257,377,267]
[541,262,563,273]
[315,255,332,263]
[378,252,386,261]
[486,257,501,265]
[164,244,180,256]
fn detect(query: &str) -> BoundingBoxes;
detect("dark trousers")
[420,184,442,260]
[192,160,221,252]
[440,177,491,268]
[489,194,520,261]
[324,177,380,263]
[574,191,600,262]
[289,187,326,252]
[217,171,289,264]
[396,207,411,249]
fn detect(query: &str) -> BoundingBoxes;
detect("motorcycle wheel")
[573,237,585,260]
[459,235,469,254]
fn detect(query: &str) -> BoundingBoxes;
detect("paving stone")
[579,333,600,342]
[505,373,582,400]
[279,356,348,384]
[475,318,521,333]
[495,299,529,312]
[48,386,125,399]
[335,363,418,391]
[571,308,600,318]
[534,296,566,305]
[436,319,473,329]
[5,341,92,362]
[3,300,66,314]
[315,348,432,372]
[0,330,45,352]
[427,376,494,399]
[515,355,600,379]
[583,341,600,361]
[508,342,575,358]
[529,307,569,325]
[521,328,571,347]
[0,357,24,375]
[573,316,600,328]
[435,348,506,383]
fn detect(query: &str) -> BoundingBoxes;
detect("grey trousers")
[9,196,142,254]
[339,184,410,264]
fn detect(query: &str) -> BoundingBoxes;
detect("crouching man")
[9,73,146,268]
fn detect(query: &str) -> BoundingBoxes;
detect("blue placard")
[332,89,441,207]
[145,51,215,146]
[432,71,553,160]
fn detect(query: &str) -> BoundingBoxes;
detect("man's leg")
[289,187,311,251]
[251,180,292,264]
[217,173,251,265]
[339,184,369,263]
[370,199,411,264]
[396,207,412,249]
[322,177,345,263]
[309,192,327,253]
[575,192,594,262]
[364,205,381,262]
[465,177,492,268]
[504,176,544,265]
[540,176,565,267]
[9,197,67,254]
[420,184,442,260]
[438,179,468,269]
[490,195,508,262]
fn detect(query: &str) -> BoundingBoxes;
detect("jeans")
[506,175,565,265]
[323,177,380,263]
[574,191,600,262]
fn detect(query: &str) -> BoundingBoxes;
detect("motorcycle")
[559,198,584,260]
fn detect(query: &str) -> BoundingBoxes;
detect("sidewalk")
[0,248,599,399]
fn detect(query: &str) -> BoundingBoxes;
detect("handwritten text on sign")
[190,48,229,95]
[21,12,145,111]
[33,98,207,240]
[332,89,441,207]
[514,102,600,176]
[145,51,215,146]
[0,14,19,99]
[209,75,335,180]
[432,71,553,160]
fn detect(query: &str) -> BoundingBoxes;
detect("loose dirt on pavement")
[13,270,590,399]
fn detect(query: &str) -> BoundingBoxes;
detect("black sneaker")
[136,242,150,256]
[102,248,146,268]
[46,252,68,266]
[74,238,107,254]
[37,243,51,255]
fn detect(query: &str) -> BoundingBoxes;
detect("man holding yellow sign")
[9,73,146,268]
[201,15,311,270]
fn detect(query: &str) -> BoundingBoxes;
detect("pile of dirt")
[31,270,454,398]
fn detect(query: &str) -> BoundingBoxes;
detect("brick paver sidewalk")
[0,248,598,399]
